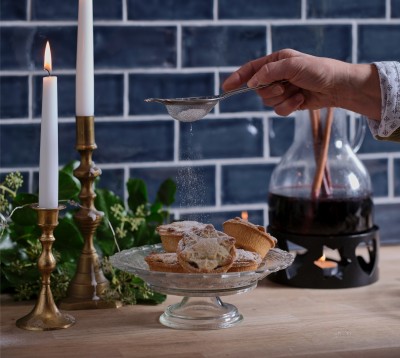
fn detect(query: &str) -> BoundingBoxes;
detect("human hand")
[222,49,352,116]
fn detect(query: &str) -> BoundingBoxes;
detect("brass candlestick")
[60,116,120,310]
[16,205,75,331]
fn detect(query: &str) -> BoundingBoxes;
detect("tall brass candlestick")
[60,116,119,309]
[16,205,75,330]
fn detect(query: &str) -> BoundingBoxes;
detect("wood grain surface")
[1,245,400,358]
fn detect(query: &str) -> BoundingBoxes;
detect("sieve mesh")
[166,102,216,122]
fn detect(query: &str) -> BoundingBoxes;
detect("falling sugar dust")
[177,124,207,222]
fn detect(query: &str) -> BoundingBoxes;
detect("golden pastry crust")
[228,249,262,272]
[156,221,209,252]
[223,217,277,258]
[145,252,185,273]
[177,229,236,273]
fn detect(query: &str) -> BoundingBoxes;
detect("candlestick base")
[16,205,75,330]
[16,285,75,331]
[60,246,121,310]
[60,115,120,310]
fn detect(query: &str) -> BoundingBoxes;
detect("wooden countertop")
[1,245,400,358]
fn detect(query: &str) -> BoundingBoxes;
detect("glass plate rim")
[109,243,294,280]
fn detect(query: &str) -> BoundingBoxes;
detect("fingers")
[222,48,315,117]
[223,57,268,91]
[248,57,303,88]
[273,92,305,116]
[259,83,305,116]
[223,49,307,92]
[223,49,301,91]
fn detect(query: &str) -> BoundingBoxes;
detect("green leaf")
[60,161,79,176]
[95,189,124,216]
[10,194,38,226]
[59,171,80,201]
[53,218,83,261]
[127,179,148,212]
[94,189,125,256]
[2,170,175,305]
[156,178,176,207]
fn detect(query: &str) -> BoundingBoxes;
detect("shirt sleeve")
[367,61,400,141]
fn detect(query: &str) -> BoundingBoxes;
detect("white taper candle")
[76,0,94,116]
[39,42,59,209]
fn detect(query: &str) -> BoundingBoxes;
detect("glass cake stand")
[110,244,293,330]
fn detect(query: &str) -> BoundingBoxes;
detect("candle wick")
[45,68,51,76]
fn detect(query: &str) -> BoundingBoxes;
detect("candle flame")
[317,254,326,262]
[241,211,248,221]
[44,41,52,74]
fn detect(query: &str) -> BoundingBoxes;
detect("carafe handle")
[351,116,366,153]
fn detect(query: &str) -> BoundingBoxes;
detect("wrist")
[337,63,381,120]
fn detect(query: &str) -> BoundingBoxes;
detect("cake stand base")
[159,296,243,330]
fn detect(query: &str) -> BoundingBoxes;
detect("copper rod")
[311,107,334,199]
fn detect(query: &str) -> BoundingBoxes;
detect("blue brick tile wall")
[272,25,352,61]
[182,26,266,67]
[359,25,400,62]
[0,76,29,118]
[180,118,264,160]
[1,0,399,244]
[130,166,216,208]
[307,0,385,19]
[219,0,301,19]
[32,0,123,20]
[221,164,275,205]
[395,158,400,195]
[0,0,27,21]
[128,0,213,20]
[129,73,214,115]
[393,0,400,18]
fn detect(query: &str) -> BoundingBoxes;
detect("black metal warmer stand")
[267,226,379,289]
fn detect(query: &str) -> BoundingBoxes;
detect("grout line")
[388,156,394,198]
[2,18,400,27]
[123,165,129,204]
[176,24,182,69]
[123,72,129,117]
[28,169,34,193]
[263,115,270,158]
[266,23,272,54]
[373,197,400,204]
[28,74,33,120]
[172,203,269,214]
[386,0,391,19]
[214,70,220,114]
[173,120,180,163]
[264,204,269,228]
[301,0,307,20]
[352,21,358,63]
[26,0,32,21]
[215,163,221,207]
[214,0,218,21]
[5,150,394,172]
[122,0,128,22]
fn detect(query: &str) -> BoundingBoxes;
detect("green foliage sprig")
[0,163,176,305]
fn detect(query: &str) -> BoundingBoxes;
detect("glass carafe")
[268,108,373,236]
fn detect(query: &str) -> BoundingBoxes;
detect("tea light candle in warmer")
[314,255,338,276]
[76,0,94,116]
[39,42,59,209]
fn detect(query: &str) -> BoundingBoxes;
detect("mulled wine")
[268,192,373,236]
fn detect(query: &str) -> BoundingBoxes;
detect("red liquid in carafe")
[268,193,374,236]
